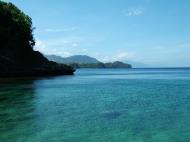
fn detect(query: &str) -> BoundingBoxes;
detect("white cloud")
[37,26,78,33]
[101,56,111,62]
[123,7,144,17]
[38,36,82,48]
[34,35,106,58]
[100,52,135,62]
[35,40,72,57]
[82,48,87,52]
[113,52,135,61]
[72,43,78,47]
[34,40,46,50]
[34,36,84,57]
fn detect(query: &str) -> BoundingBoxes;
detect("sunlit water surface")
[0,68,190,142]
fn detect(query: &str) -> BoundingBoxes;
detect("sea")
[0,68,190,142]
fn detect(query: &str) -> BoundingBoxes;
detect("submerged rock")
[101,111,122,119]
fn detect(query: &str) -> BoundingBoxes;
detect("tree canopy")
[0,1,41,66]
[0,1,35,50]
[0,1,74,75]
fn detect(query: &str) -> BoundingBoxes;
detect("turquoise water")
[0,68,190,142]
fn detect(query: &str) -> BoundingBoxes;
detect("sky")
[5,0,190,67]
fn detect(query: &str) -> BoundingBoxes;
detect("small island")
[0,1,74,77]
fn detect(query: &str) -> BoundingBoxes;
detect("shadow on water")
[101,111,122,120]
[0,77,44,142]
[0,76,76,142]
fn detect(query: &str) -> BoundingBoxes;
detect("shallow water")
[0,68,190,142]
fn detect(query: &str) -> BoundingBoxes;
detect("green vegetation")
[0,1,35,65]
[0,1,74,76]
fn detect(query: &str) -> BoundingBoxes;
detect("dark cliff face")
[0,1,74,77]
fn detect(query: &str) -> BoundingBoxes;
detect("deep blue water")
[0,68,190,142]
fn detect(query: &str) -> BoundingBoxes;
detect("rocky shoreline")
[0,57,75,77]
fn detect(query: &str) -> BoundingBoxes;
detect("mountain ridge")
[46,55,100,64]
[45,55,132,68]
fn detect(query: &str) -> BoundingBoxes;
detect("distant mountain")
[65,55,100,64]
[104,61,132,68]
[46,55,132,69]
[46,55,100,64]
[46,55,67,63]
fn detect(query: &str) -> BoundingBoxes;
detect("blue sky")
[6,0,190,67]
